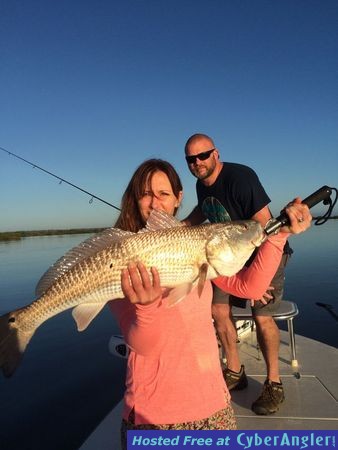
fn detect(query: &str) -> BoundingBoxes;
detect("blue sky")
[1,0,337,231]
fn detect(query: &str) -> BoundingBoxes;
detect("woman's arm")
[213,198,312,300]
[213,233,288,299]
[109,263,165,356]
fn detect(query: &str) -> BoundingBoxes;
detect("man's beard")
[191,164,215,180]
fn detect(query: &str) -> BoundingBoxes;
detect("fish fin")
[198,263,208,297]
[139,210,184,233]
[0,310,35,378]
[165,283,194,307]
[72,303,106,331]
[36,228,134,297]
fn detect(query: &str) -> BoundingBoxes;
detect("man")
[183,133,291,415]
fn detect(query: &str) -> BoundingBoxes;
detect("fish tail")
[0,309,35,377]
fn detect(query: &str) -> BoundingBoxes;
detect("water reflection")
[0,223,337,449]
[0,233,125,450]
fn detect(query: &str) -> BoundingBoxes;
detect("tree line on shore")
[1,216,337,242]
[0,228,106,241]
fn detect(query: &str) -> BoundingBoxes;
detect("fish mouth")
[252,232,267,247]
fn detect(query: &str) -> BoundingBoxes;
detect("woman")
[109,159,311,448]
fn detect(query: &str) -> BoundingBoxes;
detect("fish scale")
[120,226,208,285]
[0,212,264,377]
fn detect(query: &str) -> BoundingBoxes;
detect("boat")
[79,316,338,450]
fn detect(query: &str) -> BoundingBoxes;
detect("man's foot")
[223,365,248,391]
[251,379,285,415]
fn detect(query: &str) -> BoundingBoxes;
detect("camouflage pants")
[120,406,237,450]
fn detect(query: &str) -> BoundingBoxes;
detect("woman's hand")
[280,197,312,234]
[121,262,162,305]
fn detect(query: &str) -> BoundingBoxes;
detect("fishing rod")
[0,146,121,211]
[316,302,338,323]
[265,185,338,235]
[2,146,337,222]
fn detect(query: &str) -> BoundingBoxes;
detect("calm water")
[0,234,126,450]
[0,223,337,449]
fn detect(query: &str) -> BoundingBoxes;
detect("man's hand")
[250,286,274,306]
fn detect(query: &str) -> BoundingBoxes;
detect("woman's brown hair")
[115,159,183,232]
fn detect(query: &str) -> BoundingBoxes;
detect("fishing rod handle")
[265,185,332,235]
[301,185,332,208]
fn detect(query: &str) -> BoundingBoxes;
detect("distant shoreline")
[0,228,106,241]
[1,217,337,241]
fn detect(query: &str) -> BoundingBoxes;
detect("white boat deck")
[231,330,338,429]
[80,330,338,450]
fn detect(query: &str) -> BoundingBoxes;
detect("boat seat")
[231,300,299,369]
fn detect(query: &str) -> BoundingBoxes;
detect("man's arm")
[251,205,272,228]
[181,205,206,226]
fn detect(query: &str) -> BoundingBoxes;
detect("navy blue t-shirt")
[197,162,271,222]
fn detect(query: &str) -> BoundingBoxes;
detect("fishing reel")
[265,185,338,235]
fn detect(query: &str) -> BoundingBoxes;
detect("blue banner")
[127,430,337,450]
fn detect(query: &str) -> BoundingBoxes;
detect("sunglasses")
[185,148,215,164]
